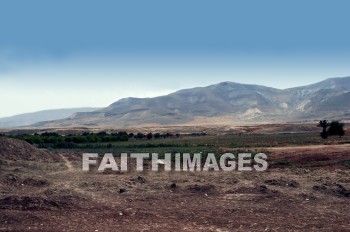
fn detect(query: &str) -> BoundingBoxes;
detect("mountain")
[32,77,350,128]
[0,108,101,128]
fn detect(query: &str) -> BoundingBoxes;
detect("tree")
[154,133,161,139]
[318,120,329,139]
[328,121,345,137]
[135,133,145,139]
[146,133,153,140]
[318,120,345,139]
[97,131,107,136]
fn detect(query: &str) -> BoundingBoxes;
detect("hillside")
[32,77,350,128]
[0,137,59,162]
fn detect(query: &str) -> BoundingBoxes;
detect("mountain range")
[0,108,101,128]
[27,76,350,128]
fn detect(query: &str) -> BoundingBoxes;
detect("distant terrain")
[0,108,101,128]
[30,76,350,128]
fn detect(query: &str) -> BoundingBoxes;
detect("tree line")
[318,120,345,139]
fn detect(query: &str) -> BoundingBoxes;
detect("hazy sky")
[1,0,350,117]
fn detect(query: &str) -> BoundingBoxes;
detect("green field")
[3,132,349,156]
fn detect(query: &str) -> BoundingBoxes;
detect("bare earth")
[1,140,350,231]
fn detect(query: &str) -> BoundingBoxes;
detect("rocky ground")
[0,137,350,231]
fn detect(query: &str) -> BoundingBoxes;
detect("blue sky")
[1,0,350,117]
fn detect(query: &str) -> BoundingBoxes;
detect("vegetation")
[3,130,348,153]
[318,120,329,139]
[328,121,345,137]
[318,120,345,139]
[8,132,129,149]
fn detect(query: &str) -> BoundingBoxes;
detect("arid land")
[0,124,350,232]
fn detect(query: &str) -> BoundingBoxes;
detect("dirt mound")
[22,178,49,187]
[0,196,70,211]
[0,137,59,162]
[2,174,49,187]
[232,185,279,195]
[313,184,350,198]
[2,174,22,186]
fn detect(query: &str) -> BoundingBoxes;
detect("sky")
[1,0,350,117]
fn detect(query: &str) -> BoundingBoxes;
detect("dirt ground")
[1,139,350,231]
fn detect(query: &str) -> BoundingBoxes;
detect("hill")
[32,77,350,127]
[0,108,101,128]
[0,137,59,162]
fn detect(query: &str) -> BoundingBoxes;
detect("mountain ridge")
[0,108,101,128]
[24,76,350,128]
